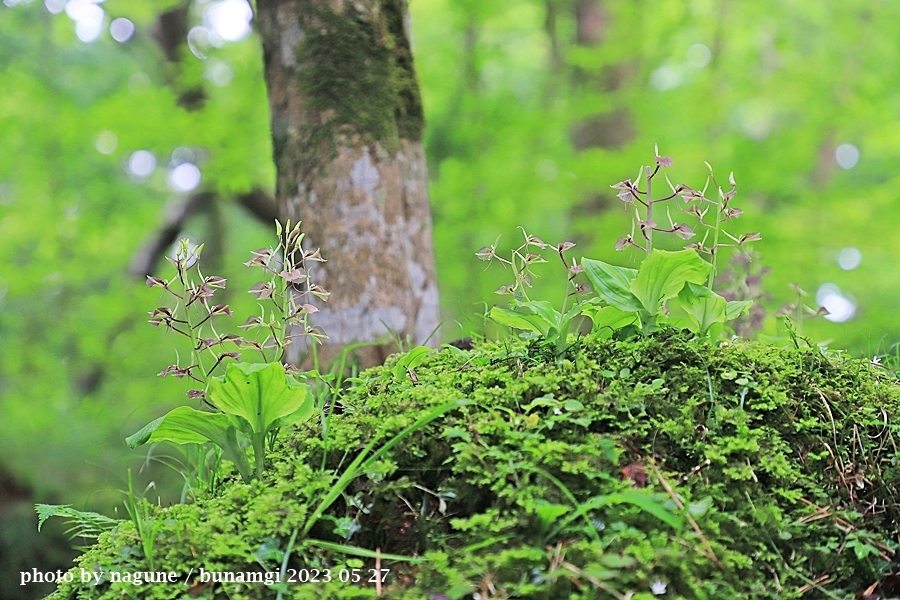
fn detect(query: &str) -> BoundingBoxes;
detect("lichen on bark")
[295,0,425,153]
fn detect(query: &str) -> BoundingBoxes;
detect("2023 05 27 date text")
[282,568,390,584]
[190,567,391,585]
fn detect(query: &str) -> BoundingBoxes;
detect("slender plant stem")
[280,237,294,357]
[516,249,531,301]
[276,528,300,600]
[645,165,653,256]
[709,192,723,289]
[253,434,266,480]
[180,262,208,385]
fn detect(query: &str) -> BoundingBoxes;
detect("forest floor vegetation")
[43,329,900,599]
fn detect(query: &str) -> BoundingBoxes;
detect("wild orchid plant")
[483,151,761,349]
[127,221,327,483]
[583,149,758,337]
[714,250,771,337]
[40,223,468,569]
[477,230,597,359]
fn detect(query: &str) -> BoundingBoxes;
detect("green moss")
[297,1,425,153]
[47,331,900,599]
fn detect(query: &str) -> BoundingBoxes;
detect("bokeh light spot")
[687,43,711,68]
[65,0,105,43]
[95,130,118,155]
[835,144,860,169]
[168,163,201,192]
[187,26,210,59]
[171,147,195,165]
[836,247,861,271]
[110,17,135,42]
[75,18,103,42]
[207,0,253,42]
[650,63,684,91]
[44,0,66,13]
[733,101,775,141]
[128,150,156,178]
[816,283,856,323]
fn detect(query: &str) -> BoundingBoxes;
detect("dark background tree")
[255,0,441,368]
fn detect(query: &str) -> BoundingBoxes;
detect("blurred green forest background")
[2,0,899,596]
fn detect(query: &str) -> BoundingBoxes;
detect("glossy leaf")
[630,250,711,316]
[490,306,552,336]
[726,300,753,321]
[581,259,642,313]
[535,502,570,528]
[125,406,253,481]
[582,305,638,336]
[392,346,434,380]
[207,362,312,435]
[678,282,727,334]
[489,299,560,336]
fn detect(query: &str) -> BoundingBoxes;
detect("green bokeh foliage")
[2,2,900,596]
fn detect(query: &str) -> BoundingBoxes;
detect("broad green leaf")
[726,300,753,320]
[581,259,642,312]
[563,399,584,411]
[850,539,880,560]
[553,300,595,351]
[631,250,711,316]
[125,406,253,481]
[546,326,560,341]
[125,406,230,447]
[489,306,552,336]
[273,403,318,429]
[582,305,638,334]
[512,299,560,327]
[208,362,312,435]
[523,395,559,412]
[678,282,726,333]
[534,502,569,528]
[658,314,690,330]
[392,345,434,379]
[562,298,598,324]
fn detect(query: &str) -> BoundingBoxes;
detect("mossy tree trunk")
[255,0,440,368]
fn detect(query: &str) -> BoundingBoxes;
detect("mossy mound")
[48,331,900,599]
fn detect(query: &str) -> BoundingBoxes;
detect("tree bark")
[255,0,441,368]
